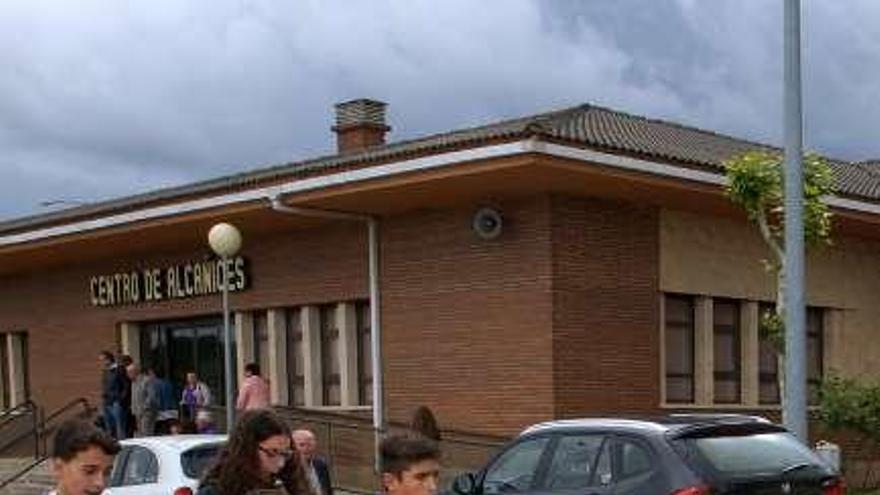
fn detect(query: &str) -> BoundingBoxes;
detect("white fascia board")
[538,142,880,217]
[3,139,879,247]
[826,196,880,216]
[0,142,530,247]
[536,141,727,186]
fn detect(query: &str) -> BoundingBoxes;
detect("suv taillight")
[173,487,194,495]
[823,478,846,495]
[669,486,710,495]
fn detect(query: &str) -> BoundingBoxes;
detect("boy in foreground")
[380,433,441,495]
[49,418,120,495]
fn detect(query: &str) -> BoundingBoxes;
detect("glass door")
[139,316,232,406]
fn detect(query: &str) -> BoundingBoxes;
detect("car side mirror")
[452,472,477,495]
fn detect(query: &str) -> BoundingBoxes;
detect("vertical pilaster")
[235,312,254,387]
[695,296,714,405]
[7,334,26,406]
[267,309,288,405]
[119,322,141,363]
[301,306,322,406]
[338,302,359,407]
[741,301,760,406]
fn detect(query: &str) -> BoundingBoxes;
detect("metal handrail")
[0,402,39,457]
[0,398,92,458]
[273,405,511,446]
[0,397,94,491]
[0,400,37,430]
[0,455,48,491]
[38,398,94,458]
[42,398,92,426]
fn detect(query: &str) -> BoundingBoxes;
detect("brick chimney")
[332,99,390,153]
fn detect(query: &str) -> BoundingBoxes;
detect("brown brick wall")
[1,192,663,436]
[380,196,554,435]
[550,195,661,417]
[0,222,369,413]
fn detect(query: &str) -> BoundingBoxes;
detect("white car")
[107,435,227,495]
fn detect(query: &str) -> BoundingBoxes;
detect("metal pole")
[369,218,384,475]
[222,255,235,431]
[783,0,807,442]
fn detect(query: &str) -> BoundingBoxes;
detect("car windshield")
[686,432,824,479]
[182,443,224,479]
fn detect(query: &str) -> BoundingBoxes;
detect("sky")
[1,0,879,221]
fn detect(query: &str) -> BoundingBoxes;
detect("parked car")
[106,434,226,495]
[451,415,844,495]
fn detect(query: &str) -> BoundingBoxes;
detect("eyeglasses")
[259,446,294,460]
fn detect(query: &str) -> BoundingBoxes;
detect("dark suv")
[451,415,844,495]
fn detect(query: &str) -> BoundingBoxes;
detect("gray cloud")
[1,0,879,220]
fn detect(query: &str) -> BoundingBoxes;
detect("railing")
[0,400,39,457]
[0,455,48,492]
[0,400,37,428]
[0,398,94,491]
[272,406,510,493]
[37,398,94,457]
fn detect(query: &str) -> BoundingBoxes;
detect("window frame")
[539,433,608,491]
[478,435,555,495]
[663,294,696,404]
[319,304,341,406]
[712,298,742,404]
[112,445,159,487]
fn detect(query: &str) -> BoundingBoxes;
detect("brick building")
[1,99,879,436]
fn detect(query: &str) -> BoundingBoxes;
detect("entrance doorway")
[139,317,234,406]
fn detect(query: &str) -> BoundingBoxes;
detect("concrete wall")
[660,208,880,380]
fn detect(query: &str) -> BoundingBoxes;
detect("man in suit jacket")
[293,429,333,495]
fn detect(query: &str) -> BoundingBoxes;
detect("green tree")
[819,376,880,486]
[724,151,835,402]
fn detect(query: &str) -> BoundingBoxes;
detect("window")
[807,307,824,405]
[688,431,819,478]
[618,439,653,480]
[758,304,824,405]
[0,334,9,409]
[115,446,158,486]
[483,437,550,494]
[286,308,305,406]
[252,311,269,372]
[182,443,224,479]
[664,295,695,403]
[758,303,780,405]
[713,299,741,404]
[543,435,604,489]
[665,295,826,407]
[356,301,372,405]
[0,332,29,408]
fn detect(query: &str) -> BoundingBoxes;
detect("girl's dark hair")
[410,405,441,442]
[201,410,312,495]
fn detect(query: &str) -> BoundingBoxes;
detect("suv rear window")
[182,444,224,479]
[687,432,820,478]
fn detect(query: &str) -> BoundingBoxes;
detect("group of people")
[48,408,441,495]
[99,350,271,439]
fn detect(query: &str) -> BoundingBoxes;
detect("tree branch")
[756,209,784,265]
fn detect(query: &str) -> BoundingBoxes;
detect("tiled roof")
[2,103,878,234]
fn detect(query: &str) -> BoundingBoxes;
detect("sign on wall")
[89,256,247,307]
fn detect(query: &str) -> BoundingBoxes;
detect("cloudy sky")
[1,0,879,221]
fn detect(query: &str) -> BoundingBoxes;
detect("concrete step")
[0,458,52,495]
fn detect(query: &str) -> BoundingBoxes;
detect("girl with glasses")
[199,409,313,495]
